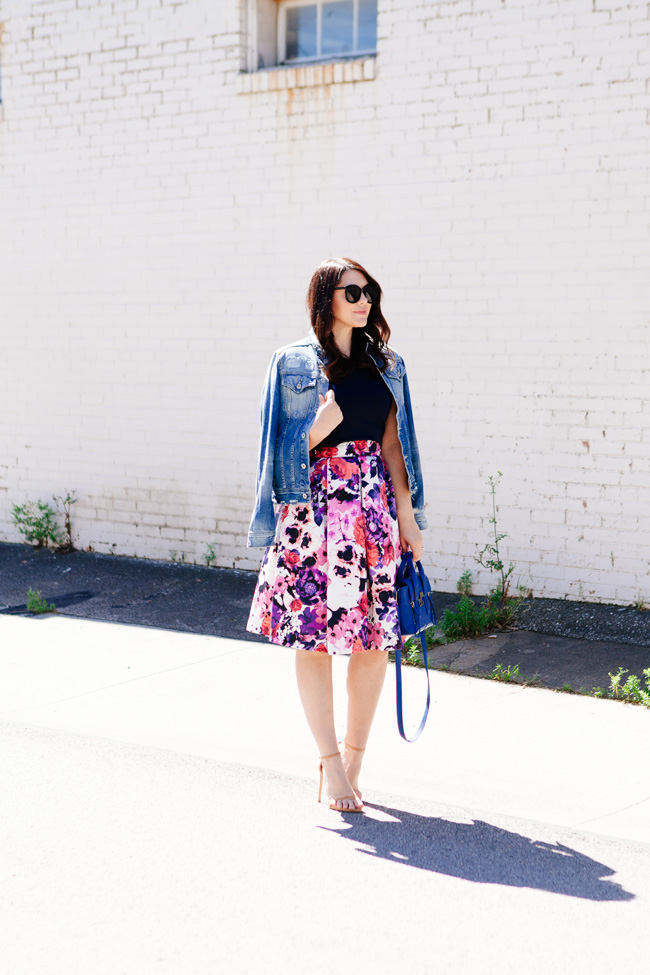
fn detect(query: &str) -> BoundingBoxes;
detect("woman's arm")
[381,400,424,562]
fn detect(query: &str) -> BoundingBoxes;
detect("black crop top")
[318,361,394,449]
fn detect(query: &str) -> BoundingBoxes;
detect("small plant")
[622,674,644,701]
[632,596,649,611]
[12,499,66,549]
[169,550,186,563]
[486,662,521,683]
[53,492,78,551]
[440,589,527,641]
[26,587,56,614]
[440,473,530,641]
[608,667,650,706]
[441,594,494,640]
[457,570,473,597]
[401,626,445,667]
[560,682,575,694]
[205,543,217,568]
[403,638,422,667]
[522,671,541,687]
[592,687,605,698]
[475,471,515,610]
[483,662,538,686]
[608,667,626,699]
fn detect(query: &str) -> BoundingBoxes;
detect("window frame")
[277,0,377,67]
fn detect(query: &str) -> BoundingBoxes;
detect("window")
[278,0,377,65]
[240,0,378,91]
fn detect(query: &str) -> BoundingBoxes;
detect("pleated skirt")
[246,439,402,655]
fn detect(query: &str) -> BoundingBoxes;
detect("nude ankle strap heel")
[340,741,366,801]
[317,752,340,804]
[318,751,363,813]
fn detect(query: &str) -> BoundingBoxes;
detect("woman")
[246,257,427,813]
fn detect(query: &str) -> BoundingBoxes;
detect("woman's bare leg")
[342,648,389,794]
[295,649,362,811]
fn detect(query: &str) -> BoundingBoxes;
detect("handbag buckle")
[417,591,425,608]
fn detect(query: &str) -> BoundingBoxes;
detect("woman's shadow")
[319,803,634,901]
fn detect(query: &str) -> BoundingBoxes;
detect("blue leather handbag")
[395,552,437,742]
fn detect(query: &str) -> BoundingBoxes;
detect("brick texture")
[0,0,648,605]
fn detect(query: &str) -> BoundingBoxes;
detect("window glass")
[357,0,378,52]
[321,1,353,57]
[281,0,377,64]
[286,5,318,61]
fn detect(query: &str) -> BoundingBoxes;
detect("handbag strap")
[395,627,430,743]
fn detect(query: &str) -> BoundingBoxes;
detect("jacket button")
[301,433,305,439]
[302,493,307,498]
[301,463,306,469]
[296,382,301,389]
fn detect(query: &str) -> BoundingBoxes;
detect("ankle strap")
[344,741,366,752]
[319,751,341,760]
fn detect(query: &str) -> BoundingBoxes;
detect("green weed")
[608,667,650,706]
[457,570,473,597]
[401,627,446,667]
[440,472,530,640]
[475,471,516,610]
[26,587,56,614]
[487,662,521,683]
[12,499,66,549]
[52,492,77,551]
[441,595,495,640]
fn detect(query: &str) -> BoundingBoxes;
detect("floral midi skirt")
[246,439,402,655]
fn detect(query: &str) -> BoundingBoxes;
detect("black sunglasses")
[333,283,380,304]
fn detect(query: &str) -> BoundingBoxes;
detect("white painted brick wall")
[0,0,648,606]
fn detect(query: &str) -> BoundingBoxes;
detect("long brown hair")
[306,257,393,382]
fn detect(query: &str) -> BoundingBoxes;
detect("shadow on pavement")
[320,803,635,901]
[0,590,95,614]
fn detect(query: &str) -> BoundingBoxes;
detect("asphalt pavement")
[2,541,649,692]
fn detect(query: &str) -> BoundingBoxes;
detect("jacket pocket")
[280,373,317,418]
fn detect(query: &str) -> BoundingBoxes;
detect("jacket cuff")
[247,531,274,548]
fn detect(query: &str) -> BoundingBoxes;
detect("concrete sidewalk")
[2,614,649,844]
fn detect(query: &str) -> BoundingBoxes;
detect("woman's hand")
[316,389,343,430]
[309,390,343,449]
[397,511,424,563]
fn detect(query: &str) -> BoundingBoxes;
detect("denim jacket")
[247,333,427,547]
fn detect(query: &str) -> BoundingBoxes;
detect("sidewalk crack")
[573,794,650,829]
